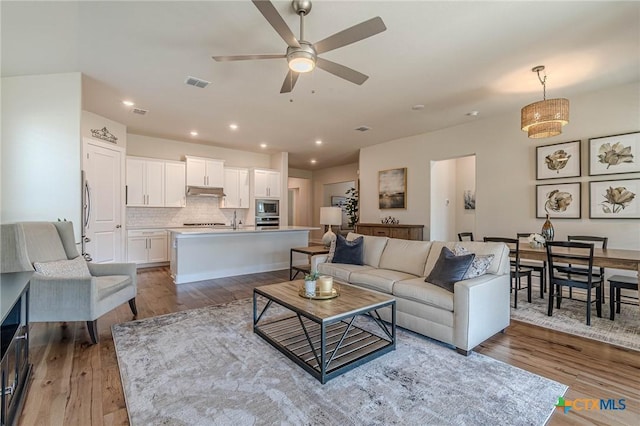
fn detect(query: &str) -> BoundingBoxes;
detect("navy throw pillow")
[425,247,475,292]
[331,234,364,265]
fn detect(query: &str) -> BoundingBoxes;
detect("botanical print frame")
[589,178,640,219]
[589,131,640,176]
[536,182,581,219]
[378,167,407,209]
[463,189,475,210]
[536,140,581,180]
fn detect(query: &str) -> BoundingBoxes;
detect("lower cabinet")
[127,230,168,264]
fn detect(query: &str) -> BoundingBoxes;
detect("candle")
[318,275,333,293]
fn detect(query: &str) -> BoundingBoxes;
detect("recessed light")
[260,143,267,148]
[229,123,238,130]
[122,100,134,106]
[310,159,317,164]
[190,131,198,136]
[466,110,480,117]
[411,104,425,110]
[315,140,322,145]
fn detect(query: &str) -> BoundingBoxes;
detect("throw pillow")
[453,244,495,279]
[33,256,92,278]
[331,234,364,265]
[326,237,337,263]
[425,247,475,292]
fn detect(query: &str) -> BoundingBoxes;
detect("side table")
[289,246,329,280]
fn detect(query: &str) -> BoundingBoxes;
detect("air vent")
[355,126,371,132]
[132,108,148,115]
[185,76,211,88]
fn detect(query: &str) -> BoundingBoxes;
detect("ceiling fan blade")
[252,0,300,48]
[314,17,386,54]
[280,70,299,93]
[212,54,286,62]
[316,57,368,85]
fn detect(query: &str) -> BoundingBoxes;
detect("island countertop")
[169,226,318,237]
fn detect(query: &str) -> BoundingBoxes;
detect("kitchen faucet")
[232,210,237,230]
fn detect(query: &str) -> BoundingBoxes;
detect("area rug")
[510,289,639,351]
[113,299,567,426]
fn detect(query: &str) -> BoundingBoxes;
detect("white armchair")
[14,221,137,344]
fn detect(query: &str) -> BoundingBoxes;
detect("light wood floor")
[20,267,639,425]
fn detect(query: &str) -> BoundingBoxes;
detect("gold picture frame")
[378,167,407,209]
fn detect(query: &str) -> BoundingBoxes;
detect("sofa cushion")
[453,244,495,279]
[332,234,364,265]
[394,277,454,312]
[424,241,509,276]
[96,275,132,300]
[347,232,388,267]
[33,256,92,278]
[379,239,432,276]
[425,247,475,292]
[350,269,417,294]
[317,263,373,283]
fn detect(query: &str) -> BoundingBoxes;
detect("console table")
[1,272,32,426]
[356,223,424,241]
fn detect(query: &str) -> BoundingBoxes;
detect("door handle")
[116,225,121,229]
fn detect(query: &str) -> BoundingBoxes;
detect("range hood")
[186,186,225,197]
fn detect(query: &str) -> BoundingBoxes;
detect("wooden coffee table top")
[254,280,395,323]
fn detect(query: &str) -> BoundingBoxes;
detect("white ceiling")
[2,1,639,169]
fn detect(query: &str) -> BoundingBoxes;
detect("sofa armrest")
[310,254,329,273]
[87,262,137,288]
[453,274,510,352]
[29,273,97,321]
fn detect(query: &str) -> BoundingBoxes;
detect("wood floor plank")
[18,267,640,425]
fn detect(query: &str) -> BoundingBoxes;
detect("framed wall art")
[589,131,640,176]
[536,140,581,180]
[378,167,407,209]
[536,182,581,219]
[589,178,639,219]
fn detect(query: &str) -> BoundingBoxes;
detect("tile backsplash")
[127,196,248,228]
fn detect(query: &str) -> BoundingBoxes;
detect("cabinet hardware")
[5,382,15,396]
[16,333,28,340]
[116,225,121,229]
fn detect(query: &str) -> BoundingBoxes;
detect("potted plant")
[345,187,359,229]
[304,271,319,296]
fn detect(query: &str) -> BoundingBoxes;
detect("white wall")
[360,82,640,249]
[1,73,82,236]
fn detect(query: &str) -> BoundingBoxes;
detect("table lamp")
[320,206,342,247]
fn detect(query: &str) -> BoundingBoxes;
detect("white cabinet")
[253,169,280,198]
[127,230,168,264]
[126,158,165,207]
[221,167,250,208]
[165,161,186,207]
[185,156,224,188]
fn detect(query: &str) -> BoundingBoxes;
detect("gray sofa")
[312,233,511,355]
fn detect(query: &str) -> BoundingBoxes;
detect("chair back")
[484,237,521,269]
[546,241,596,286]
[458,232,474,242]
[18,221,80,264]
[568,235,607,274]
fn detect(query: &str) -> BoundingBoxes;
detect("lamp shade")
[521,98,569,138]
[320,207,342,226]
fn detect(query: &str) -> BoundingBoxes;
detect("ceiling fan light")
[287,50,315,73]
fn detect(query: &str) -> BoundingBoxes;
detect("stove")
[183,222,226,226]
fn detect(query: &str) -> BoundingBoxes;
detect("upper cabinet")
[165,161,186,207]
[126,157,165,207]
[185,156,224,188]
[221,167,250,209]
[253,169,281,198]
[126,157,185,207]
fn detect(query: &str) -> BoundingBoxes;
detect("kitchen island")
[169,226,317,284]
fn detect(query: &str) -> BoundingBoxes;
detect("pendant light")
[521,66,569,139]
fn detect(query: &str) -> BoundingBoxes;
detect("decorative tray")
[298,288,340,300]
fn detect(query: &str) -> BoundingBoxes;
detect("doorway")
[323,180,355,231]
[430,155,476,241]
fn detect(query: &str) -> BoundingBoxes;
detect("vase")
[541,214,554,242]
[304,280,317,297]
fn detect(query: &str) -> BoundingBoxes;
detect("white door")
[83,139,125,263]
[165,162,186,207]
[238,169,250,208]
[126,158,146,206]
[267,171,281,197]
[186,157,207,186]
[145,160,165,206]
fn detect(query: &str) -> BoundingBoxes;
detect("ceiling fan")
[212,0,387,93]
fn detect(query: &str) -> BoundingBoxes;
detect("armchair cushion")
[33,256,91,278]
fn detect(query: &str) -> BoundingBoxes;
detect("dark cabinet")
[1,272,32,426]
[355,223,424,241]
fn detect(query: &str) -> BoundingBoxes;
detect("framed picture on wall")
[536,182,581,219]
[379,168,407,209]
[589,131,640,176]
[589,178,640,219]
[536,140,581,180]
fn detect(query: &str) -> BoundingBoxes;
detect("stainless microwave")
[256,199,279,217]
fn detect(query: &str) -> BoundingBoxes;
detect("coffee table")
[253,280,396,384]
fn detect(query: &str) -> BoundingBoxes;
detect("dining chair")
[516,233,547,299]
[546,241,602,326]
[484,237,532,308]
[567,235,608,301]
[458,232,474,242]
[607,275,639,320]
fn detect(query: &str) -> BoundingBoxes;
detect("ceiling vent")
[132,108,148,115]
[355,126,371,132]
[185,76,211,88]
